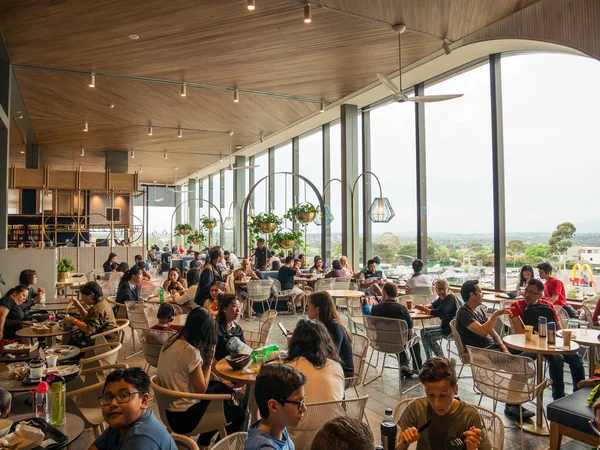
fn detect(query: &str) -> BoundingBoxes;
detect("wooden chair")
[79,341,122,368]
[89,318,130,345]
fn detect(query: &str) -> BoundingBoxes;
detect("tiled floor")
[30,309,595,450]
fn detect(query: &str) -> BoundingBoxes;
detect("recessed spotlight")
[129,34,140,40]
[18,115,24,119]
[181,83,187,97]
[109,104,115,109]
[177,128,183,138]
[235,145,243,150]
[174,167,179,171]
[20,146,25,154]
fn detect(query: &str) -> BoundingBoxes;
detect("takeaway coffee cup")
[562,330,572,346]
[524,325,534,341]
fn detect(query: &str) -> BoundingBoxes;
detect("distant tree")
[524,245,549,261]
[507,240,526,255]
[549,222,576,255]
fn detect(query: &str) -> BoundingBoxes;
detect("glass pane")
[274,142,293,221]
[223,169,234,250]
[329,122,342,254]
[299,129,323,259]
[425,62,494,287]
[211,172,220,246]
[502,53,600,295]
[253,152,269,214]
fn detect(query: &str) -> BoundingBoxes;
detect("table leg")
[520,353,549,436]
[241,384,254,430]
[589,346,597,378]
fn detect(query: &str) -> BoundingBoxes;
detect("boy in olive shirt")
[396,357,490,450]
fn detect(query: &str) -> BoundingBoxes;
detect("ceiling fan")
[225,131,259,171]
[376,24,463,104]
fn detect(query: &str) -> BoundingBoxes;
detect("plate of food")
[31,323,52,333]
[2,341,39,354]
[44,345,79,360]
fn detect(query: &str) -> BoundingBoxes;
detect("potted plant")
[251,212,283,234]
[270,229,304,251]
[57,258,75,282]
[186,229,205,245]
[175,223,193,236]
[284,203,318,224]
[200,216,218,231]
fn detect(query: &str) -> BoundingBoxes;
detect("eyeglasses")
[99,391,143,406]
[523,291,541,297]
[279,395,306,412]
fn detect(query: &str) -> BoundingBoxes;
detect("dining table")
[56,276,87,296]
[558,328,600,377]
[31,299,73,312]
[503,333,580,436]
[9,413,85,449]
[214,357,260,429]
[16,323,72,346]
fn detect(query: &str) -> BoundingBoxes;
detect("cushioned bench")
[547,387,599,449]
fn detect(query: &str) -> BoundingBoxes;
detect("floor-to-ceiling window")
[329,122,342,258]
[502,52,600,295]
[136,185,176,250]
[223,169,234,250]
[252,152,269,214]
[210,172,220,246]
[370,101,417,276]
[425,62,494,287]
[274,142,293,222]
[298,129,323,260]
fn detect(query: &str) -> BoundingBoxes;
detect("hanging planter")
[251,212,282,235]
[284,203,318,225]
[201,216,218,231]
[314,205,334,226]
[175,223,192,236]
[270,229,304,251]
[186,230,205,245]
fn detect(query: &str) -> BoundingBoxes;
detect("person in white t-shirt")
[406,259,433,292]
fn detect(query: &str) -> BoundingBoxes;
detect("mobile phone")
[278,322,289,336]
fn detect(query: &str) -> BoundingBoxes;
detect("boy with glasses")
[509,278,585,400]
[245,364,307,450]
[91,367,176,450]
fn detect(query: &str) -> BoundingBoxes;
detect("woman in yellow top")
[203,281,224,318]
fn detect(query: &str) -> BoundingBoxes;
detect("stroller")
[158,252,171,275]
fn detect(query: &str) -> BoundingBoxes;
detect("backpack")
[523,303,557,331]
[362,296,379,315]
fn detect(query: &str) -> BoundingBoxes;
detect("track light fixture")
[304,4,312,23]
[181,83,187,97]
[20,145,25,154]
[139,166,143,173]
[148,125,153,136]
[233,89,239,103]
[80,147,85,156]
[247,0,255,10]
[83,121,89,132]
[89,72,96,88]
[164,150,168,159]
[319,100,325,113]
[130,149,135,159]
[443,39,452,55]
[177,128,183,138]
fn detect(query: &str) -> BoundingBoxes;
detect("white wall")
[0,249,57,297]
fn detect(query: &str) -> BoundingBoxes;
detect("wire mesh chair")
[498,300,514,337]
[467,345,549,450]
[139,327,176,371]
[393,398,505,450]
[288,395,369,450]
[555,306,571,329]
[139,280,159,299]
[246,279,275,319]
[245,310,278,349]
[124,301,157,357]
[314,278,334,292]
[268,278,297,314]
[79,342,122,368]
[343,297,365,333]
[582,299,598,311]
[580,305,597,329]
[330,277,352,290]
[408,286,436,301]
[363,316,420,394]
[345,333,370,394]
[449,319,470,378]
[171,434,200,450]
[210,432,247,450]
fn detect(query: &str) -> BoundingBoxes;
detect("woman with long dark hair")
[115,265,143,304]
[0,285,28,340]
[18,269,44,312]
[157,308,244,447]
[162,268,187,294]
[309,257,326,276]
[285,319,345,402]
[214,294,245,361]
[194,246,224,307]
[517,265,535,292]
[307,292,354,377]
[103,252,118,273]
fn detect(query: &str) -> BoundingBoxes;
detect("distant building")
[567,246,600,263]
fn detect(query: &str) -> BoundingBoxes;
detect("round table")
[0,348,40,363]
[0,370,36,393]
[214,357,259,429]
[558,328,600,377]
[503,333,580,436]
[171,314,188,329]
[9,413,85,449]
[324,290,365,299]
[31,300,73,312]
[16,324,72,346]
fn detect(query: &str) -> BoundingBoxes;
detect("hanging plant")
[251,212,283,234]
[269,229,304,251]
[186,230,205,245]
[175,223,193,236]
[201,216,218,230]
[284,203,318,224]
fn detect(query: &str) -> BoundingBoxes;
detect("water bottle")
[40,291,46,305]
[47,374,66,426]
[547,322,556,345]
[538,316,547,338]
[159,287,164,303]
[381,408,397,450]
[33,381,50,423]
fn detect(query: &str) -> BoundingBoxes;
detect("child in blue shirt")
[245,364,307,450]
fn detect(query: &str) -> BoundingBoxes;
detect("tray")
[45,345,79,361]
[9,417,68,450]
[22,365,81,385]
[3,341,40,355]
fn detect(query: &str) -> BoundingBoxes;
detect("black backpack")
[523,303,557,332]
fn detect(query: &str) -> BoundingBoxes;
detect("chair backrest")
[171,434,200,450]
[449,319,469,364]
[139,328,175,367]
[582,299,597,311]
[288,396,368,450]
[210,432,247,450]
[330,277,351,290]
[139,280,159,299]
[225,273,236,295]
[80,342,122,367]
[346,333,369,387]
[247,280,273,301]
[403,294,432,307]
[314,278,334,292]
[581,305,595,328]
[393,398,415,422]
[498,300,514,328]
[364,315,409,354]
[467,345,536,404]
[90,318,130,344]
[67,363,129,409]
[555,306,571,329]
[409,286,435,300]
[125,301,155,328]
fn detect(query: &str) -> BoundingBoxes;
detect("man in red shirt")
[510,278,585,400]
[537,262,579,318]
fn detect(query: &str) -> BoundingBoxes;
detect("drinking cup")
[524,325,534,341]
[406,299,413,311]
[46,354,58,368]
[562,330,572,346]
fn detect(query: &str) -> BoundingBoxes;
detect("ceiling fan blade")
[409,94,464,103]
[376,73,400,95]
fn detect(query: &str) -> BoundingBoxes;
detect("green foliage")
[507,240,527,255]
[186,230,206,245]
[57,258,75,273]
[549,222,576,255]
[523,244,549,263]
[200,216,218,230]
[284,203,319,223]
[174,223,192,236]
[269,230,304,251]
[252,212,283,225]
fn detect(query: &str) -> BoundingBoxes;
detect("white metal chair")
[343,297,364,333]
[268,277,298,314]
[245,310,277,349]
[555,306,571,329]
[313,278,334,292]
[363,315,420,394]
[408,286,436,301]
[345,333,370,394]
[139,328,176,371]
[449,319,470,378]
[124,300,157,356]
[287,395,369,450]
[246,279,275,319]
[393,398,505,450]
[330,277,352,290]
[151,375,232,440]
[210,432,247,450]
[498,300,514,337]
[467,345,549,450]
[171,434,200,450]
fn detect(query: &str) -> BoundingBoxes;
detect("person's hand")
[415,304,427,312]
[71,299,82,309]
[494,307,511,317]
[397,427,420,447]
[286,329,293,337]
[464,426,482,450]
[63,316,77,324]
[38,287,45,295]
